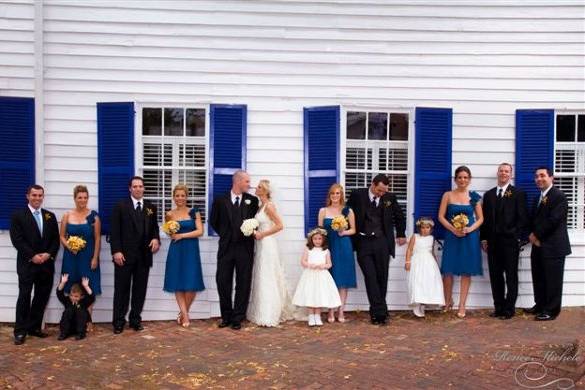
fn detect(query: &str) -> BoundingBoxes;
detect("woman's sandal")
[177,312,182,325]
[443,302,453,313]
[456,310,466,319]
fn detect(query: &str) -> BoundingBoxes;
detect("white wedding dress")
[247,204,295,326]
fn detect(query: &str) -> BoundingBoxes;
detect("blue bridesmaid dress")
[61,210,101,294]
[440,191,483,276]
[164,208,205,292]
[323,207,357,288]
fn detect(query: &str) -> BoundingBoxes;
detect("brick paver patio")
[1,308,583,389]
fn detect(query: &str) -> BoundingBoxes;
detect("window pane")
[556,115,575,142]
[186,109,205,137]
[578,115,585,142]
[143,143,172,166]
[388,174,408,203]
[555,149,576,173]
[164,108,184,136]
[142,108,162,135]
[390,113,408,140]
[179,144,206,167]
[368,112,387,140]
[347,111,366,140]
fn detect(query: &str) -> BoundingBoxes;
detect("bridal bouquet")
[67,236,86,253]
[330,215,348,232]
[162,220,180,235]
[240,218,259,237]
[451,213,469,231]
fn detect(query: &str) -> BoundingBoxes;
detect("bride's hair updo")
[257,179,272,200]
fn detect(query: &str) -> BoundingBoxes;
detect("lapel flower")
[44,212,52,221]
[146,208,153,216]
[504,190,513,198]
[384,200,392,208]
[244,199,251,205]
[541,196,548,205]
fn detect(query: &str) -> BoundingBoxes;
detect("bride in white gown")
[247,180,295,326]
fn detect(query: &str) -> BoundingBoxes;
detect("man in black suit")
[9,184,60,345]
[110,176,160,333]
[210,170,259,330]
[480,163,528,320]
[525,167,571,321]
[347,174,406,325]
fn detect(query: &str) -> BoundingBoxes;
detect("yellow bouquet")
[330,215,348,232]
[162,220,180,235]
[451,213,469,231]
[67,236,86,253]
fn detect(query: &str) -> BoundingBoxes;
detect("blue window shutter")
[209,104,247,235]
[303,106,340,235]
[97,102,135,235]
[414,107,453,239]
[0,97,35,229]
[515,109,554,207]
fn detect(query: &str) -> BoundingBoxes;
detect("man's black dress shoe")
[113,326,124,334]
[28,329,49,338]
[14,334,26,345]
[130,323,144,331]
[230,322,241,330]
[523,306,541,315]
[499,313,514,320]
[535,313,555,321]
[370,317,380,325]
[75,334,86,340]
[489,311,503,318]
[57,333,68,340]
[218,320,231,328]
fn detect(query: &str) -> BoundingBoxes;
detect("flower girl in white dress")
[292,228,341,326]
[405,217,445,318]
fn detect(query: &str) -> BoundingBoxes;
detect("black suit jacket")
[210,192,259,259]
[10,207,60,275]
[480,184,528,242]
[347,188,406,257]
[109,198,160,267]
[530,186,571,258]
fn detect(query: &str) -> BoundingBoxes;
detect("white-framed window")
[341,108,413,216]
[136,105,209,224]
[554,112,585,230]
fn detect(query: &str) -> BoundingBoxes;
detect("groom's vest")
[231,202,244,242]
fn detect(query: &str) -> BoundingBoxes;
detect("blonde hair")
[73,185,88,198]
[257,179,272,200]
[415,216,435,231]
[326,183,345,207]
[172,184,189,197]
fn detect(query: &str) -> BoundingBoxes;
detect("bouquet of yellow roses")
[67,236,86,253]
[162,220,180,235]
[330,215,348,232]
[451,213,469,231]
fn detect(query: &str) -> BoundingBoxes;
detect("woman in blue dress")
[163,184,205,328]
[318,183,356,323]
[438,166,484,319]
[60,185,101,328]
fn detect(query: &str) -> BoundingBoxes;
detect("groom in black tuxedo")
[525,167,571,321]
[348,174,406,325]
[10,185,60,345]
[110,176,160,333]
[210,170,259,330]
[480,163,528,320]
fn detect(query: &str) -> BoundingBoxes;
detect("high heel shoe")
[181,320,191,328]
[456,309,466,319]
[177,312,182,325]
[443,301,453,313]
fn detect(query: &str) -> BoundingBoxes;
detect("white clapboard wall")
[0,0,583,323]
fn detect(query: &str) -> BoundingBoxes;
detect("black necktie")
[234,196,240,207]
[136,201,142,212]
[497,188,503,199]
[371,197,377,208]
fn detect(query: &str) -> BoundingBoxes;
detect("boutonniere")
[541,196,548,205]
[44,212,52,221]
[384,200,392,208]
[244,199,251,205]
[146,208,153,216]
[504,190,513,198]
